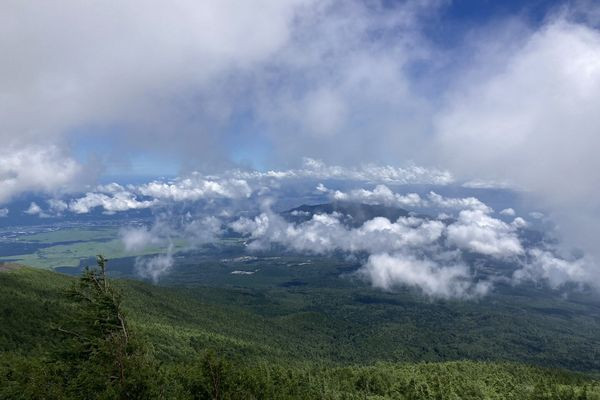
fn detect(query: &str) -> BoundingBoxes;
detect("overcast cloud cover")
[1,0,600,296]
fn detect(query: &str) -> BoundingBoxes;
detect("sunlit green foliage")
[1,264,599,399]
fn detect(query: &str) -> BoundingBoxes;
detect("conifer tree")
[57,255,157,399]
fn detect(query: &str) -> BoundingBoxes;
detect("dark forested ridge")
[282,202,412,226]
[1,262,600,399]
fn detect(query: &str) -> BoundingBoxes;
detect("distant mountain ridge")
[282,202,419,226]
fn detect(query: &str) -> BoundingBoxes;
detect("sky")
[2,0,600,297]
[4,0,587,176]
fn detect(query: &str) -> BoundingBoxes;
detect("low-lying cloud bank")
[7,159,453,216]
[53,177,594,297]
[317,184,490,211]
[4,157,593,298]
[363,253,491,299]
[229,208,501,298]
[228,186,593,298]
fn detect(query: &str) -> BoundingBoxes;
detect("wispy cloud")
[134,245,175,283]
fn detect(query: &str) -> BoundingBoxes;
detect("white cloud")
[0,208,8,217]
[134,246,174,283]
[96,183,127,194]
[2,0,600,294]
[0,146,83,204]
[446,209,523,258]
[322,184,424,208]
[183,216,223,246]
[47,199,68,215]
[317,184,491,212]
[22,199,70,218]
[302,88,347,136]
[69,191,156,214]
[24,202,45,217]
[0,0,452,208]
[427,192,491,212]
[63,174,252,214]
[137,175,252,201]
[232,211,444,255]
[362,252,491,298]
[253,2,444,164]
[0,0,314,160]
[120,213,222,266]
[231,270,258,275]
[120,226,165,252]
[500,208,516,216]
[231,207,507,298]
[232,190,527,263]
[0,0,448,196]
[435,14,600,270]
[511,217,528,229]
[55,161,453,215]
[233,158,453,185]
[514,248,599,289]
[461,179,514,189]
[529,211,545,220]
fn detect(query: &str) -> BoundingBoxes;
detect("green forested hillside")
[1,265,600,399]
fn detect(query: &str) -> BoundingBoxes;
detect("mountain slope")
[3,266,600,370]
[1,266,600,398]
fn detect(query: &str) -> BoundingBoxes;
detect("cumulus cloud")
[231,206,508,297]
[363,253,490,299]
[427,192,491,212]
[232,211,444,255]
[65,174,252,214]
[234,198,525,263]
[500,208,516,216]
[317,184,490,212]
[69,191,156,214]
[47,199,68,215]
[0,0,449,204]
[137,175,252,201]
[53,161,452,215]
[511,217,528,229]
[229,190,553,297]
[514,248,600,289]
[446,209,523,258]
[0,208,8,217]
[321,184,424,208]
[307,184,526,259]
[24,202,46,217]
[294,159,453,185]
[0,146,83,204]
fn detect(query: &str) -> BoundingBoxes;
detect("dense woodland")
[1,260,600,399]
